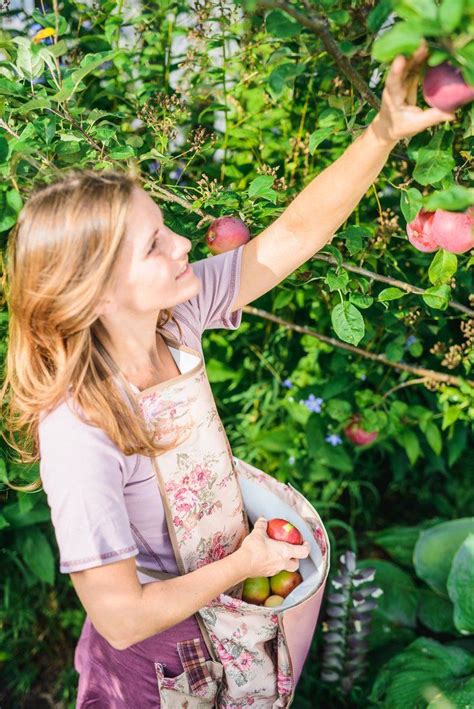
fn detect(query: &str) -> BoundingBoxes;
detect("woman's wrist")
[367,113,400,151]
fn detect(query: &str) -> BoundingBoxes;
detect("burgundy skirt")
[74,614,211,707]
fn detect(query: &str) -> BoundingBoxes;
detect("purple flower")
[405,335,417,348]
[29,23,43,36]
[147,160,161,174]
[325,434,342,446]
[282,378,293,389]
[170,166,184,181]
[301,394,324,413]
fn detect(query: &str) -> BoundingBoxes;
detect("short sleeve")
[39,403,138,574]
[174,244,244,339]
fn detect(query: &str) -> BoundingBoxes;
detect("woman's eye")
[148,238,158,254]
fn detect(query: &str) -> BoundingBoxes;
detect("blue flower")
[170,166,184,181]
[360,374,367,381]
[325,434,342,446]
[288,455,295,465]
[302,394,324,413]
[282,378,293,389]
[405,335,417,348]
[148,160,161,174]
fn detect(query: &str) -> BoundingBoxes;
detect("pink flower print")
[236,651,254,672]
[173,515,183,527]
[277,670,293,695]
[194,465,208,484]
[177,502,192,513]
[181,475,190,485]
[312,525,327,555]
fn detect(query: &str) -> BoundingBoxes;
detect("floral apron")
[134,333,330,708]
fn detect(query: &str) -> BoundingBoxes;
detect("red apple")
[430,208,474,254]
[344,415,378,446]
[406,209,438,253]
[270,570,303,598]
[264,594,285,608]
[267,518,304,546]
[206,216,250,255]
[242,576,270,605]
[423,62,474,112]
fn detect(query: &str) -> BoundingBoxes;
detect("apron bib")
[135,334,330,707]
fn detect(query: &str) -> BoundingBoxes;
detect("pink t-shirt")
[39,245,244,580]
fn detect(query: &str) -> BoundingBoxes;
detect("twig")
[255,0,381,111]
[313,253,474,316]
[242,305,473,387]
[382,377,429,399]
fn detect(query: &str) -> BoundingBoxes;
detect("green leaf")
[308,127,333,154]
[268,62,305,95]
[398,429,421,465]
[428,250,458,286]
[273,289,293,310]
[206,358,238,383]
[266,10,301,38]
[369,637,474,708]
[425,422,442,455]
[248,175,277,204]
[367,0,393,33]
[423,185,474,212]
[447,533,474,634]
[326,398,351,421]
[17,97,52,114]
[417,589,456,634]
[378,287,407,302]
[331,302,365,345]
[17,527,55,584]
[368,521,442,568]
[0,135,9,163]
[414,518,474,595]
[422,284,450,310]
[349,293,373,309]
[413,130,455,186]
[13,37,45,80]
[372,22,423,63]
[109,145,135,159]
[439,0,465,32]
[71,50,118,88]
[395,0,439,21]
[325,269,349,292]
[358,558,419,628]
[400,187,423,223]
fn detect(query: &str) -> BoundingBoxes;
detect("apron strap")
[136,564,219,663]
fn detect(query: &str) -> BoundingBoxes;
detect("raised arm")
[231,44,455,312]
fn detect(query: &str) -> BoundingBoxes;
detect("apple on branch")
[344,415,378,446]
[206,216,250,255]
[423,62,474,113]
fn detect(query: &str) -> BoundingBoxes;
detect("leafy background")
[0,0,473,706]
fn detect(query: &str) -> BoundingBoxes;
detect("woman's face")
[103,186,201,316]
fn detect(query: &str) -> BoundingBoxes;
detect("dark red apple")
[264,594,285,607]
[423,62,474,112]
[267,518,304,545]
[430,208,474,254]
[206,216,250,255]
[406,209,438,253]
[344,415,378,446]
[242,576,270,605]
[270,570,303,598]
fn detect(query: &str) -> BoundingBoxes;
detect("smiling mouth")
[176,263,190,279]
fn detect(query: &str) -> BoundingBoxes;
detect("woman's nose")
[170,232,192,258]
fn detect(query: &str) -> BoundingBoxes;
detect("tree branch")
[242,305,473,388]
[255,0,381,111]
[313,253,474,317]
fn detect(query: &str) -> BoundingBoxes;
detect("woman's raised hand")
[238,516,311,578]
[374,42,456,144]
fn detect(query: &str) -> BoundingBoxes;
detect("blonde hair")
[1,169,183,492]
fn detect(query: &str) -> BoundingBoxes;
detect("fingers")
[285,559,300,573]
[286,540,311,559]
[410,106,456,133]
[254,516,267,529]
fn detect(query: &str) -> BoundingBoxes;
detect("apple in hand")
[430,208,474,254]
[242,576,270,605]
[270,570,303,598]
[206,216,250,255]
[344,415,378,446]
[423,62,474,112]
[406,209,438,253]
[264,594,285,608]
[267,518,304,545]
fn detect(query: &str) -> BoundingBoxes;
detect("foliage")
[0,0,473,706]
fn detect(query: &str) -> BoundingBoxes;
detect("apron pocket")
[155,637,223,708]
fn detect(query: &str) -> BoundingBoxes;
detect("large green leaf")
[368,521,442,568]
[428,250,458,286]
[372,22,423,63]
[331,302,365,345]
[266,10,301,38]
[414,518,474,595]
[413,130,455,186]
[369,637,474,709]
[417,589,456,634]
[447,534,474,635]
[16,527,55,585]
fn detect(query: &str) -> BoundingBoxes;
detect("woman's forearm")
[279,113,398,260]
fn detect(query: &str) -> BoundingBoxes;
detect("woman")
[2,47,454,707]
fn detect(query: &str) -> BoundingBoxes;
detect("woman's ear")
[95,296,117,318]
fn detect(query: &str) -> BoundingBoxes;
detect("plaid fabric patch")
[177,638,214,696]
